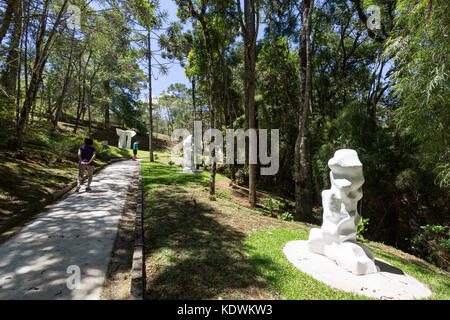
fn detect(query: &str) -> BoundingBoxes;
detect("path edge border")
[130,160,145,300]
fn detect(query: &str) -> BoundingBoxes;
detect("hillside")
[0,119,170,233]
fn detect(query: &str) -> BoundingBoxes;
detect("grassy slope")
[141,160,450,300]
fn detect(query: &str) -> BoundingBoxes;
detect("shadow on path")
[0,160,137,299]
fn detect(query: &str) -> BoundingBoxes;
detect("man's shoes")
[86,187,92,191]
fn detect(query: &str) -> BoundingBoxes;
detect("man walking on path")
[132,141,139,160]
[77,136,96,192]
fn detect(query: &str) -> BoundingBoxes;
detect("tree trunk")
[192,77,200,169]
[14,0,69,151]
[294,0,314,221]
[73,49,91,134]
[87,67,99,133]
[204,31,217,196]
[1,0,22,116]
[147,30,154,162]
[243,0,258,207]
[186,0,218,196]
[54,30,76,130]
[15,1,24,125]
[103,80,111,126]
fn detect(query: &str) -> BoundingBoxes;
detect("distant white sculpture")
[307,149,378,275]
[181,135,197,173]
[116,128,136,149]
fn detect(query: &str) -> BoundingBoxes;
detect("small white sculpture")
[307,149,378,275]
[116,128,136,149]
[181,135,196,173]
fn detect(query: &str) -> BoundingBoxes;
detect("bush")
[280,212,294,221]
[64,133,103,162]
[395,168,419,192]
[49,139,72,162]
[412,225,450,271]
[264,197,288,217]
[264,197,275,215]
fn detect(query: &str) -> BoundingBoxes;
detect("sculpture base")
[176,169,202,174]
[283,240,432,300]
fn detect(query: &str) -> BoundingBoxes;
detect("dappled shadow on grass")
[142,163,278,299]
[0,154,77,218]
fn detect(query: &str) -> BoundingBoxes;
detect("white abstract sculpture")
[181,135,196,173]
[307,149,378,275]
[116,128,136,149]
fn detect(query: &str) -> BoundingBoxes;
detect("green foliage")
[48,139,72,163]
[264,197,288,218]
[111,91,148,135]
[412,225,450,271]
[435,164,450,190]
[395,168,419,192]
[215,188,231,200]
[384,0,450,187]
[264,197,275,214]
[357,218,370,241]
[280,212,294,221]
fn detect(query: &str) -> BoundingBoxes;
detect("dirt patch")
[215,179,285,208]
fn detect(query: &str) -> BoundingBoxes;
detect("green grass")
[142,160,227,189]
[141,160,450,300]
[245,228,370,299]
[245,228,450,300]
[141,160,281,299]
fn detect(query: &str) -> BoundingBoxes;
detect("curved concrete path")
[0,159,139,300]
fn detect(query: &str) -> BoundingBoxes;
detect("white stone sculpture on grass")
[307,149,378,275]
[178,135,200,174]
[116,128,136,149]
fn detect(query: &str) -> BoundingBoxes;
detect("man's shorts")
[133,149,137,156]
[79,164,94,177]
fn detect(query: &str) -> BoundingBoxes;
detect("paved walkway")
[0,159,139,300]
